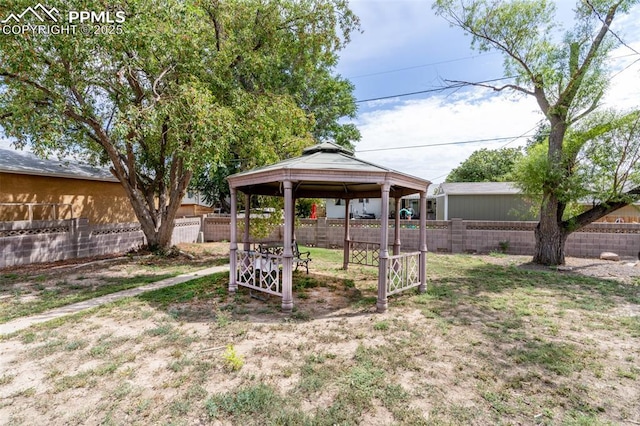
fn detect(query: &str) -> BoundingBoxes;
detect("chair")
[293,241,312,274]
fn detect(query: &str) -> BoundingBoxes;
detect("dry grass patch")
[0,246,638,425]
[0,243,228,324]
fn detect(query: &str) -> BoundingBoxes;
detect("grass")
[137,273,228,308]
[1,245,639,425]
[0,273,178,324]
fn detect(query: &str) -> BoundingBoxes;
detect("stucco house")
[0,148,210,223]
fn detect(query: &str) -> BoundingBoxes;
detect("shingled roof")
[436,182,521,196]
[0,148,116,182]
[227,142,431,199]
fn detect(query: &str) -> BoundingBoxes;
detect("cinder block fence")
[2,216,638,268]
[0,217,202,268]
[204,217,639,259]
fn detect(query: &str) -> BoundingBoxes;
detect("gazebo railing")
[349,240,380,266]
[386,251,421,296]
[236,250,283,296]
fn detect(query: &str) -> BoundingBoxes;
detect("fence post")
[451,218,464,254]
[317,217,328,248]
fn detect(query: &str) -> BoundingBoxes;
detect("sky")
[1,0,640,186]
[337,0,640,184]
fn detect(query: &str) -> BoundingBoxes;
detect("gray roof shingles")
[0,148,116,182]
[437,182,521,195]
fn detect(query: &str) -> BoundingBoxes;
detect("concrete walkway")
[0,265,229,336]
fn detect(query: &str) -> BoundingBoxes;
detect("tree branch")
[152,64,176,100]
[444,79,535,96]
[0,70,58,99]
[565,186,640,230]
[559,1,622,106]
[585,0,640,56]
[569,90,604,125]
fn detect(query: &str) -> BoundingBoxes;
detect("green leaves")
[446,147,524,183]
[0,0,360,249]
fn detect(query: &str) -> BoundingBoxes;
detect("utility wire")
[356,134,536,153]
[347,53,498,79]
[354,77,515,103]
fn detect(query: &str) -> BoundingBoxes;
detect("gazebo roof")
[227,142,431,199]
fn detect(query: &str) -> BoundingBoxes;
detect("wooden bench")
[258,241,312,274]
[293,241,312,274]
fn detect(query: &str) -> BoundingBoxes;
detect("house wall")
[176,204,214,217]
[325,197,428,219]
[436,195,445,220]
[325,198,382,219]
[202,217,640,258]
[0,172,137,223]
[594,204,640,224]
[0,217,202,268]
[446,194,538,221]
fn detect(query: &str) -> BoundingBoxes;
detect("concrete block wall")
[1,217,204,268]
[197,217,640,259]
[0,220,75,267]
[171,217,202,245]
[203,217,232,242]
[463,221,537,254]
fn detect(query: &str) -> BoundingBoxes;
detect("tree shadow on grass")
[417,261,640,372]
[136,270,373,325]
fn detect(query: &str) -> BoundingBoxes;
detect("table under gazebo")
[226,142,431,313]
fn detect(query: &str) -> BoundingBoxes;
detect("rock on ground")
[600,252,620,261]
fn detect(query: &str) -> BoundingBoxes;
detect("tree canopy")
[445,147,524,183]
[0,0,359,250]
[434,0,640,265]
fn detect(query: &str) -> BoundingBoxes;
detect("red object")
[310,203,317,219]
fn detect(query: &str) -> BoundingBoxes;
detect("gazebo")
[226,142,431,313]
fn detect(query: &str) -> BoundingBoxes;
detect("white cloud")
[349,1,640,186]
[0,138,15,149]
[604,42,640,110]
[353,89,543,184]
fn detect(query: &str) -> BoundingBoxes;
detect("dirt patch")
[479,254,640,284]
[0,246,639,425]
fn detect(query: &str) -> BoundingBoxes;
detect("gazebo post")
[419,190,427,293]
[377,182,391,313]
[291,197,296,242]
[243,193,251,252]
[343,198,351,270]
[282,180,294,312]
[229,188,238,294]
[393,197,401,255]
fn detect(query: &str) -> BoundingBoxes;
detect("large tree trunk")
[533,188,569,266]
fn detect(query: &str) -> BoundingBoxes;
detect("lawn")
[0,245,228,324]
[0,244,638,425]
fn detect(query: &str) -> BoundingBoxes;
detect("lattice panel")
[351,243,368,265]
[92,226,142,235]
[349,241,380,267]
[237,251,256,287]
[0,226,70,237]
[235,250,283,296]
[370,246,380,266]
[175,221,201,227]
[387,252,420,296]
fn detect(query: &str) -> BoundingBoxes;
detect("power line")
[352,51,639,107]
[347,53,499,79]
[356,134,536,153]
[354,77,514,104]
